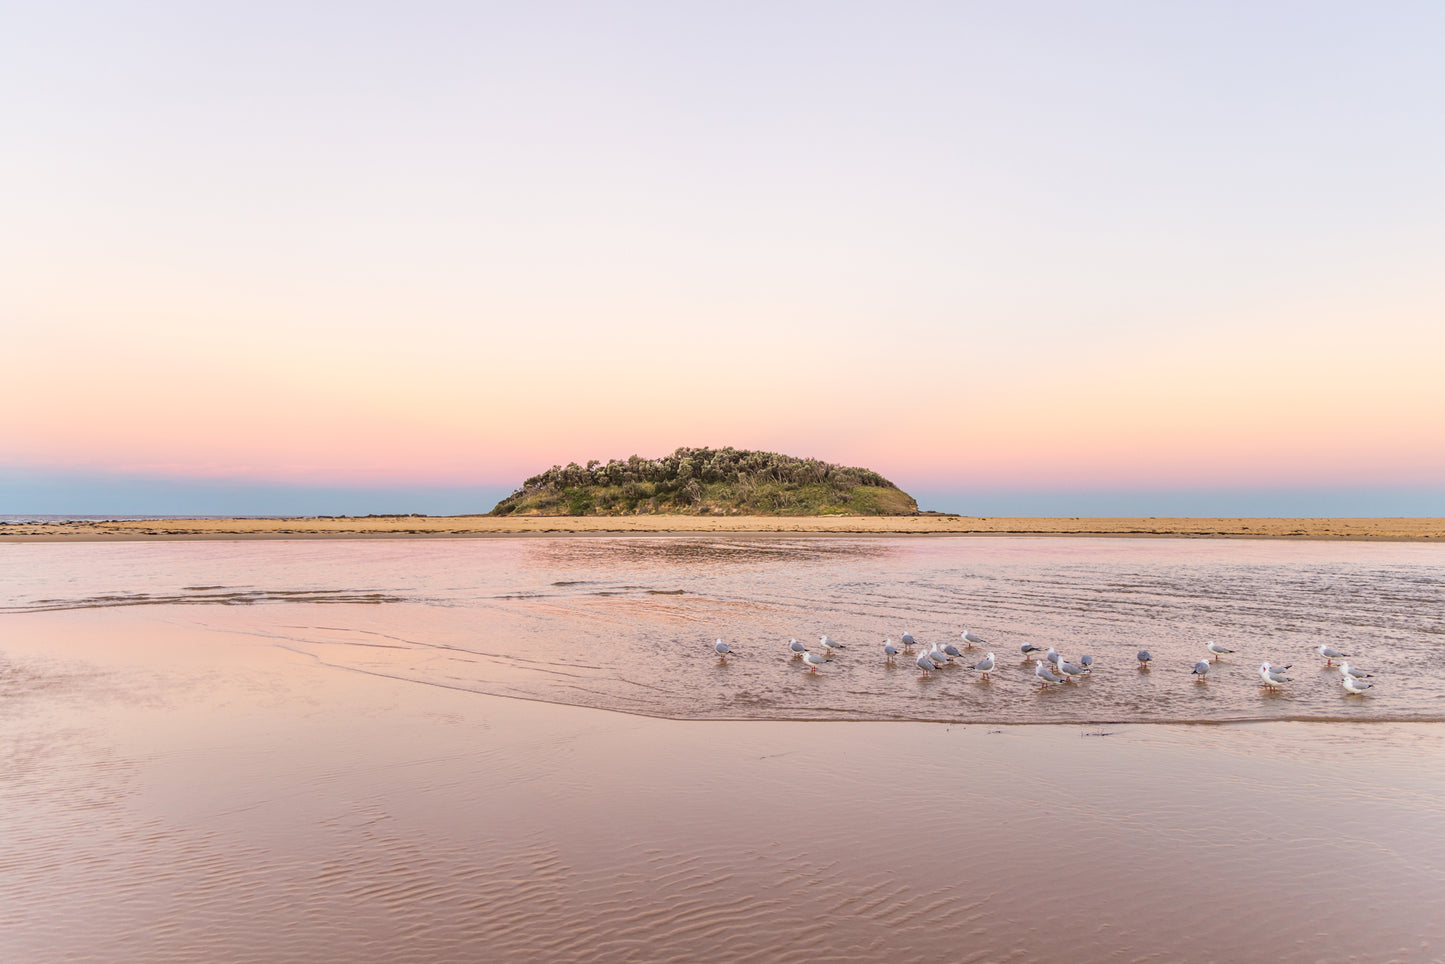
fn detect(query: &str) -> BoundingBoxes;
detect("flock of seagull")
[711,634,1378,696]
[1178,640,1377,695]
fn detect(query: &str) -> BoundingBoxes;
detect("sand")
[3,607,1443,963]
[3,514,1442,541]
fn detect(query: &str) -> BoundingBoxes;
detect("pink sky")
[4,4,1443,515]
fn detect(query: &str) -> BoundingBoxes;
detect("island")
[490,447,919,516]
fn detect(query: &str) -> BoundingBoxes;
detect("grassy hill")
[490,447,919,517]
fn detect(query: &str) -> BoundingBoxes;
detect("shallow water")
[4,536,1445,962]
[1,616,1443,963]
[2,536,1441,723]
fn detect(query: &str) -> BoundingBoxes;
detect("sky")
[3,1,1442,517]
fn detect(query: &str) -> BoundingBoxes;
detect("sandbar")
[2,514,1441,541]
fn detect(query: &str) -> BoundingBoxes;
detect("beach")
[4,608,1443,963]
[4,533,1443,962]
[9,0,1443,957]
[2,514,1442,541]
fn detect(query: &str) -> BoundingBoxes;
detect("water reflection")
[517,534,894,571]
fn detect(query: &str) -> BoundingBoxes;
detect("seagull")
[1019,642,1045,660]
[1342,675,1374,695]
[883,639,900,662]
[916,652,941,678]
[927,643,952,666]
[1045,647,1061,667]
[1191,660,1210,681]
[802,651,830,673]
[1316,643,1349,666]
[1078,654,1095,672]
[1137,649,1153,667]
[820,635,845,655]
[1206,641,1235,662]
[972,652,996,680]
[1259,662,1291,691]
[789,638,807,658]
[1035,661,1066,688]
[1339,661,1373,680]
[900,633,917,652]
[942,641,965,661]
[961,630,987,649]
[1058,658,1086,681]
[714,639,734,660]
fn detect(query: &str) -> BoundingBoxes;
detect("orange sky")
[3,4,1443,514]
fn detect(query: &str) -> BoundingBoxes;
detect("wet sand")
[3,514,1442,541]
[3,611,1443,963]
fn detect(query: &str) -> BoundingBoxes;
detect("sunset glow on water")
[5,536,1441,724]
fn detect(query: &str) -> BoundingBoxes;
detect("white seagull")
[1058,658,1086,682]
[972,652,996,680]
[1342,675,1374,695]
[961,630,987,649]
[1019,642,1045,660]
[927,643,952,666]
[883,639,900,662]
[820,635,845,655]
[900,633,917,652]
[1339,661,1372,680]
[789,638,807,658]
[802,651,830,673]
[942,641,965,661]
[1316,643,1349,666]
[1045,647,1061,667]
[1206,641,1236,662]
[1137,649,1153,666]
[1078,654,1095,672]
[714,639,734,660]
[1259,662,1292,691]
[916,652,941,678]
[1035,661,1066,688]
[1191,660,1210,681]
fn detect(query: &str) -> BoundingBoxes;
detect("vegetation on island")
[489,447,919,516]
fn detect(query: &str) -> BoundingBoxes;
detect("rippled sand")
[4,536,1443,961]
[3,614,1444,963]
